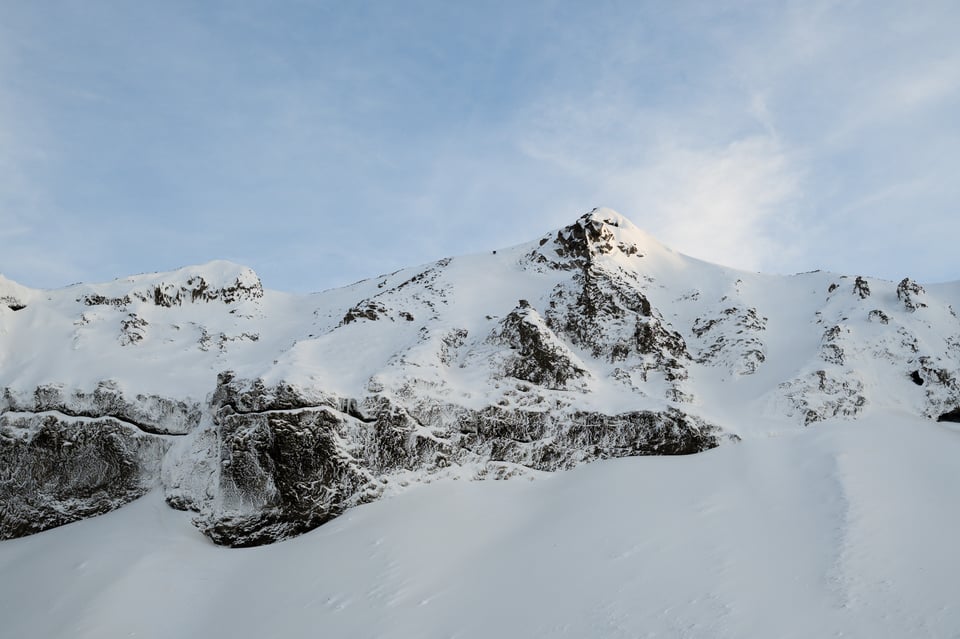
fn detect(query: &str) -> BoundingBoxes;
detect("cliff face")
[2,210,958,545]
[159,373,717,547]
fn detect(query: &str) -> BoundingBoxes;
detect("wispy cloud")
[521,127,801,272]
[0,1,958,289]
[609,137,801,271]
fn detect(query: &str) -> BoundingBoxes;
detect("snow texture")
[2,209,960,634]
[4,209,960,543]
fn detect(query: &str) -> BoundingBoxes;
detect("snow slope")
[2,208,959,635]
[3,210,955,424]
[1,411,958,638]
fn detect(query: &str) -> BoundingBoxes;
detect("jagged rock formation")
[1,209,958,546]
[494,301,588,390]
[0,413,169,539]
[80,267,263,309]
[897,277,926,312]
[3,382,201,435]
[691,303,767,376]
[780,370,867,425]
[853,276,871,299]
[167,373,720,547]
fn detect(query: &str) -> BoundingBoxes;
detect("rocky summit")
[1,209,958,546]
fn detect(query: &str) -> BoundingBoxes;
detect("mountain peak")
[5,205,960,554]
[74,260,264,308]
[579,207,638,229]
[531,208,665,267]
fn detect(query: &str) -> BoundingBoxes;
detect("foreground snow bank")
[1,412,957,639]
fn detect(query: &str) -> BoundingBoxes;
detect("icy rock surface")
[1,209,959,545]
[0,413,169,539]
[169,372,720,547]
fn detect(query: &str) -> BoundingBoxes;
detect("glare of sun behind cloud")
[0,1,957,291]
[621,137,800,272]
[521,122,800,273]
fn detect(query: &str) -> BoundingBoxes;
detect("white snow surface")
[2,412,959,638]
[2,208,960,636]
[2,208,956,424]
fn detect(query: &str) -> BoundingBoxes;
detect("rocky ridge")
[2,209,958,546]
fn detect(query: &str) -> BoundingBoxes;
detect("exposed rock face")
[0,413,169,539]
[913,356,960,420]
[2,296,27,311]
[820,325,846,365]
[79,268,263,309]
[2,362,723,547]
[2,381,201,435]
[854,276,871,299]
[199,407,377,547]
[455,405,721,466]
[780,370,867,426]
[692,305,767,376]
[0,382,189,540]
[162,373,437,546]
[170,373,722,547]
[938,407,960,423]
[1,210,958,547]
[541,264,689,398]
[341,300,390,325]
[897,278,926,312]
[494,301,588,390]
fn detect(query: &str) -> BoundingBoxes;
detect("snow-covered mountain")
[2,209,959,548]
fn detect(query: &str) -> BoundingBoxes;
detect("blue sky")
[2,1,958,291]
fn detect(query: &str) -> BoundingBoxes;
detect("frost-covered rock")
[2,381,201,435]
[165,373,721,546]
[1,209,958,546]
[76,263,263,310]
[0,413,169,539]
[493,301,588,390]
[0,274,31,312]
[691,305,767,375]
[780,370,867,425]
[897,277,926,312]
[853,276,871,299]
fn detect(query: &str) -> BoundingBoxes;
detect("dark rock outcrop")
[147,274,263,307]
[937,407,960,423]
[341,300,389,325]
[2,381,201,435]
[457,406,721,468]
[544,265,689,395]
[780,370,867,425]
[494,301,587,390]
[692,306,767,375]
[0,413,168,540]
[897,278,926,312]
[820,325,845,365]
[11,210,952,549]
[79,269,263,310]
[199,407,376,547]
[853,276,871,299]
[176,374,722,547]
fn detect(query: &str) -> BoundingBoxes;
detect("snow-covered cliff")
[2,209,958,545]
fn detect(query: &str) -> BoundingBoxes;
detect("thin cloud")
[0,1,958,290]
[608,137,801,271]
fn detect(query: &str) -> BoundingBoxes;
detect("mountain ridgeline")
[2,209,958,546]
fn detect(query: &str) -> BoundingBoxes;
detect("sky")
[1,0,958,292]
